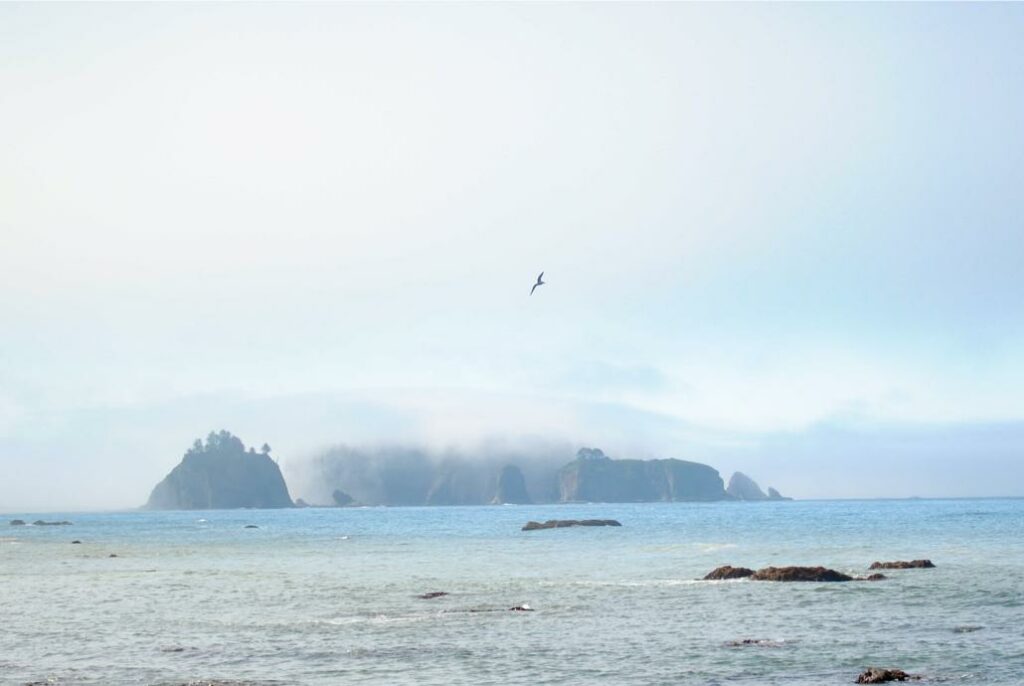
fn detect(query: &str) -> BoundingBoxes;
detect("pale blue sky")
[1,3,1022,509]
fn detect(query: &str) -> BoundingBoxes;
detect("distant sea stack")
[146,431,294,510]
[558,448,728,502]
[492,465,531,504]
[726,472,790,501]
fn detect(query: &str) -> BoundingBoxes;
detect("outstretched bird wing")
[530,271,545,295]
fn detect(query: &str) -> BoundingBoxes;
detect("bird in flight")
[530,271,545,296]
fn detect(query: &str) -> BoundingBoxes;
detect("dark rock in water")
[703,565,755,580]
[953,625,983,633]
[509,605,534,611]
[751,566,853,582]
[9,519,26,526]
[492,464,531,504]
[108,553,118,558]
[160,646,186,653]
[71,540,81,544]
[332,489,354,507]
[559,448,728,502]
[856,667,921,683]
[725,638,786,648]
[862,573,887,581]
[767,487,791,501]
[294,498,310,508]
[146,430,293,510]
[869,559,935,570]
[521,519,622,531]
[726,472,768,500]
[244,524,259,529]
[33,520,72,526]
[419,591,449,599]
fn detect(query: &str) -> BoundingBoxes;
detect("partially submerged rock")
[244,525,259,529]
[33,520,72,526]
[509,604,534,612]
[751,566,853,582]
[418,591,449,600]
[862,573,887,581]
[869,560,935,570]
[856,667,921,683]
[703,565,755,580]
[953,625,983,633]
[522,519,621,531]
[71,540,81,544]
[725,638,786,648]
[9,519,25,526]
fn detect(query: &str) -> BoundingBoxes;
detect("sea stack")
[492,465,531,504]
[146,430,294,510]
[558,448,728,502]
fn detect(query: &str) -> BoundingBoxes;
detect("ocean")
[2,499,1022,685]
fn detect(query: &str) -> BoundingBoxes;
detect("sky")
[1,3,1022,510]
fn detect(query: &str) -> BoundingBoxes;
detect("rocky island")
[558,448,729,502]
[146,431,294,510]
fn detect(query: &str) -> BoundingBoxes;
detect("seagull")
[530,271,545,295]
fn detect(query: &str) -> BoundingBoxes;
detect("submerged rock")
[856,667,921,683]
[751,566,853,582]
[953,625,983,633]
[521,519,622,531]
[703,565,755,580]
[418,591,449,599]
[244,525,259,529]
[71,540,81,544]
[869,559,935,570]
[725,638,786,648]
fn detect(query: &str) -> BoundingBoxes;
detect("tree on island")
[261,443,272,455]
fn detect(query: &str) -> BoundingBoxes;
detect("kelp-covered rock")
[750,566,853,582]
[856,667,921,683]
[703,565,755,580]
[146,431,293,510]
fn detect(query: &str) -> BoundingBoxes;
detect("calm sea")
[2,499,1022,685]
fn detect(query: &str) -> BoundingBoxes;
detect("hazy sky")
[2,3,1022,510]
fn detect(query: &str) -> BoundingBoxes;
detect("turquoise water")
[2,499,1023,685]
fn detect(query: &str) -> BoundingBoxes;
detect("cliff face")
[558,449,728,502]
[146,431,293,510]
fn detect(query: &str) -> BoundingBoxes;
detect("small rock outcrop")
[856,667,921,683]
[146,431,294,510]
[521,519,622,531]
[492,465,531,504]
[767,487,791,500]
[9,519,26,526]
[703,565,755,580]
[33,520,72,526]
[869,560,935,570]
[863,573,887,581]
[750,566,854,582]
[332,489,354,507]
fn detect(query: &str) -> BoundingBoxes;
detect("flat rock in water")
[521,519,621,531]
[751,566,853,582]
[703,565,755,580]
[418,591,449,600]
[856,667,921,683]
[869,559,934,570]
[33,520,72,526]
